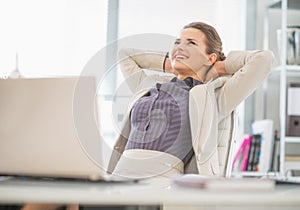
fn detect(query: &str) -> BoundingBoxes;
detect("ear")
[208,53,217,64]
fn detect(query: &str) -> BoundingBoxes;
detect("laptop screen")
[0,77,104,180]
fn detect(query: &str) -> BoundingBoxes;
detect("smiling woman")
[166,22,227,82]
[108,21,274,184]
[100,0,247,157]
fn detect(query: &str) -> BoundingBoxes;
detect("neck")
[177,73,202,82]
[175,65,209,83]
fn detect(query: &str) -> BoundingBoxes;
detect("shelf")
[285,136,300,143]
[270,65,300,77]
[267,0,300,10]
[273,65,300,71]
[285,155,300,161]
[265,0,300,177]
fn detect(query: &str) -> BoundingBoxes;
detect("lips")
[174,54,189,60]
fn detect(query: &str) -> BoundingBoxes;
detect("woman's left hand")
[214,61,227,76]
[204,61,227,82]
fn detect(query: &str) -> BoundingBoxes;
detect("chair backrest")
[221,110,237,178]
[184,110,237,178]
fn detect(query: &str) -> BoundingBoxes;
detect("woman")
[108,22,274,181]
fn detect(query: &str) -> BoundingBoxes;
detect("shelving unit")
[264,0,300,177]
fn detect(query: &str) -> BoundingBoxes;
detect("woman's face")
[170,28,213,77]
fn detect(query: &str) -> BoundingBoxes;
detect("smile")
[175,54,189,60]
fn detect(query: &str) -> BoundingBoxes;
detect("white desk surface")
[1,177,300,209]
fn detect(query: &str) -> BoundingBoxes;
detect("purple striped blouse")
[125,77,202,165]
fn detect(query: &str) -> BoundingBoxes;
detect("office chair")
[184,110,237,178]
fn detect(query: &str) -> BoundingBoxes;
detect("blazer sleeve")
[118,48,168,91]
[218,50,274,115]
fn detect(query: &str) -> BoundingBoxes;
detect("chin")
[173,63,190,72]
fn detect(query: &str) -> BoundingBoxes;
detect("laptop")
[0,77,113,181]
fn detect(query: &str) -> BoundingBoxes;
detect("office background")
[0,0,299,169]
[0,0,245,141]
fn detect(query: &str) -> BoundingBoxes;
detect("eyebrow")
[175,38,198,43]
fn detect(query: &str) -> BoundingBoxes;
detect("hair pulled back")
[184,22,226,61]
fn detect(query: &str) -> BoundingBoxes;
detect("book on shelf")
[286,83,300,137]
[232,134,251,171]
[232,119,274,173]
[270,130,280,172]
[247,134,262,172]
[252,120,274,173]
[232,134,262,172]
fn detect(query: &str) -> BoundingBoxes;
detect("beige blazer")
[108,48,274,176]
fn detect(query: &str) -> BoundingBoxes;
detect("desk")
[1,177,300,210]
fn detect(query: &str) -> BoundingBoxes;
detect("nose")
[172,42,186,55]
[175,41,185,50]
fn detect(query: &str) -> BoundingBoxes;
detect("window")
[101,0,246,148]
[0,0,108,77]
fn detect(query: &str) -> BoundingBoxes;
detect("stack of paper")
[172,174,275,191]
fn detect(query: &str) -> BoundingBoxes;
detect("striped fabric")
[125,77,202,165]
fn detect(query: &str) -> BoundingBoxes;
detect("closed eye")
[174,39,180,45]
[188,40,197,45]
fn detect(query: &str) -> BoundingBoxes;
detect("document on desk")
[172,174,275,191]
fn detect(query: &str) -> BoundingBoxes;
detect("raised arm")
[218,50,274,115]
[118,48,168,77]
[118,48,169,91]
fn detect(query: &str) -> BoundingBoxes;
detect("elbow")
[118,48,131,61]
[263,50,275,70]
[260,50,275,72]
[251,50,275,74]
